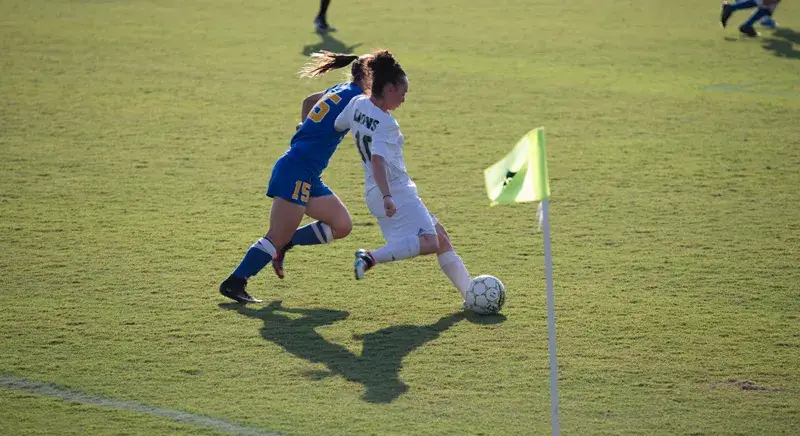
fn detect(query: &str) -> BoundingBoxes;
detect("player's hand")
[383,195,397,217]
[296,122,303,131]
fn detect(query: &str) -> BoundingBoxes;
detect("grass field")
[2,0,799,435]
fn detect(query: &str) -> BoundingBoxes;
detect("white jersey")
[335,95,418,215]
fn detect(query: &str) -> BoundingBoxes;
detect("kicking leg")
[434,222,471,299]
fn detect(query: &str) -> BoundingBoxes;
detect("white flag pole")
[540,199,560,436]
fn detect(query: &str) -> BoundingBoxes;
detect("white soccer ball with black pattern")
[464,275,505,315]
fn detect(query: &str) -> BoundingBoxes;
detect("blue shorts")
[266,155,333,206]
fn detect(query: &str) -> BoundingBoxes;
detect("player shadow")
[773,28,800,44]
[219,301,502,403]
[761,28,800,60]
[301,32,362,56]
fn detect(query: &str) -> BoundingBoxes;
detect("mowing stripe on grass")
[703,83,800,98]
[0,375,283,436]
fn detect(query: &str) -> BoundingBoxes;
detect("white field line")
[1,375,283,436]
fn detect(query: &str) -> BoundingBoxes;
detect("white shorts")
[365,188,437,243]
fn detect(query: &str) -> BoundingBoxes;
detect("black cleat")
[720,2,733,28]
[739,25,760,37]
[219,275,262,303]
[314,17,336,33]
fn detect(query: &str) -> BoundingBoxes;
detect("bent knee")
[265,229,292,250]
[330,215,353,239]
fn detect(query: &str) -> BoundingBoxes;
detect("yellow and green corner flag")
[483,127,550,206]
[483,126,560,436]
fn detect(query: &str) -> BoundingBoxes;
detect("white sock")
[313,221,334,243]
[253,237,277,257]
[437,250,471,298]
[371,235,420,264]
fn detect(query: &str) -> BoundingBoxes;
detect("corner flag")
[483,127,550,206]
[483,127,560,436]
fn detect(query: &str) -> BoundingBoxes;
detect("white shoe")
[354,258,368,280]
[353,249,373,280]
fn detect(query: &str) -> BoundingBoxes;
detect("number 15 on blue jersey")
[308,93,342,123]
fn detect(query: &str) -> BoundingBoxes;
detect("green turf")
[1,0,799,435]
[0,389,226,436]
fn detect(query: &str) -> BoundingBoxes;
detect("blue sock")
[289,221,333,247]
[743,8,770,27]
[232,238,276,279]
[730,0,757,11]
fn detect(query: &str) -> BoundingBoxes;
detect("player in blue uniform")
[720,0,781,37]
[220,50,372,303]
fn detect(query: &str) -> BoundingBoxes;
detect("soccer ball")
[464,275,505,315]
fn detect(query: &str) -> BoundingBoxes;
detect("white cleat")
[353,249,374,280]
[354,258,368,280]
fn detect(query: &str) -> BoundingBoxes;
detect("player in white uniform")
[333,50,472,300]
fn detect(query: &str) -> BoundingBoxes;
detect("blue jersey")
[285,82,363,174]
